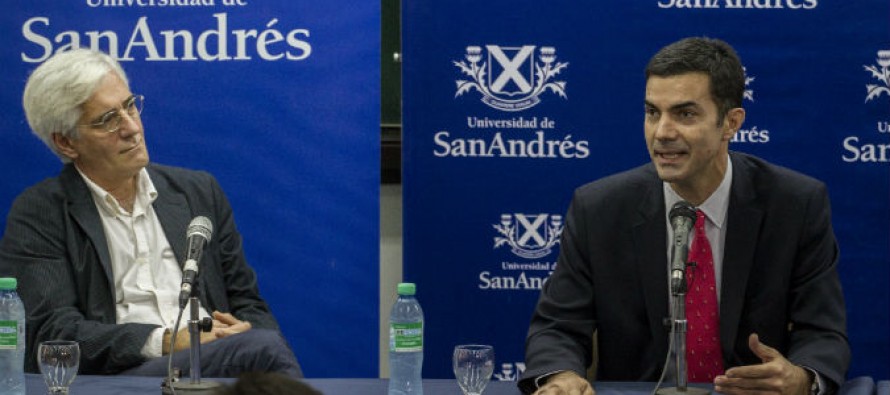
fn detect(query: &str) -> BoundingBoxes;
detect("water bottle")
[0,277,26,395]
[388,282,424,395]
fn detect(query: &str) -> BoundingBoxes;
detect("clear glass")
[452,345,494,395]
[38,340,80,395]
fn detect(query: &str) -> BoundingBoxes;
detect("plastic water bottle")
[388,283,424,395]
[0,278,26,395]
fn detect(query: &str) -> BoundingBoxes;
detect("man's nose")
[653,117,678,140]
[117,112,141,137]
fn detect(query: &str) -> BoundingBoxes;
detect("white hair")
[22,49,130,163]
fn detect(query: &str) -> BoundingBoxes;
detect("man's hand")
[210,311,252,337]
[533,371,595,395]
[162,311,253,354]
[714,333,813,395]
[162,326,220,355]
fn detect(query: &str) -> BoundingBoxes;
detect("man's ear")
[722,107,746,141]
[52,133,79,160]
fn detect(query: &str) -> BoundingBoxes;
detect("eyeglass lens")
[98,95,143,132]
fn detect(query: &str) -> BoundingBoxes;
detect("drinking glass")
[38,340,80,394]
[453,344,494,395]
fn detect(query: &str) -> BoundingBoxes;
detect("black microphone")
[669,201,696,294]
[179,216,213,308]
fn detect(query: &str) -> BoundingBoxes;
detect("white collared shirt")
[77,167,210,358]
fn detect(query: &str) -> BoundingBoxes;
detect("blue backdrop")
[403,0,889,381]
[0,1,380,377]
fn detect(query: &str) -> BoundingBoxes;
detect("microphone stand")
[657,270,709,395]
[162,288,222,394]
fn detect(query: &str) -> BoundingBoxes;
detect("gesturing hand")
[533,371,595,395]
[714,333,812,395]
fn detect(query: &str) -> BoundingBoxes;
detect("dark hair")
[214,372,323,395]
[645,37,745,124]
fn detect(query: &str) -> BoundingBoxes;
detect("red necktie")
[685,209,723,382]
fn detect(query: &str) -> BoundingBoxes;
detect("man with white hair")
[0,48,302,377]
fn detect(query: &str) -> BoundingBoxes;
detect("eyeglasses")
[78,94,144,133]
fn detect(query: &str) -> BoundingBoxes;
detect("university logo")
[865,50,890,103]
[493,362,526,381]
[744,67,755,102]
[454,45,569,112]
[493,213,563,259]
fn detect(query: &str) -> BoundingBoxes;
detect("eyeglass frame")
[77,94,144,133]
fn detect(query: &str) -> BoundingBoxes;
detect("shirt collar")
[76,167,158,216]
[663,155,733,229]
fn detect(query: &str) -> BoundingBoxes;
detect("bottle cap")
[0,278,17,290]
[397,283,416,296]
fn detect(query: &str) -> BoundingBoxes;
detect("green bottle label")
[390,322,423,352]
[0,320,17,349]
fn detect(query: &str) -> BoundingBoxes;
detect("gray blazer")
[521,152,849,393]
[0,163,279,374]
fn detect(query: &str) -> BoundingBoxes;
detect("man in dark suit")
[0,49,301,377]
[520,37,848,395]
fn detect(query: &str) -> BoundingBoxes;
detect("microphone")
[669,201,696,294]
[179,216,213,307]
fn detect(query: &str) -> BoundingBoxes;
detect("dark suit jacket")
[521,152,849,393]
[0,163,280,374]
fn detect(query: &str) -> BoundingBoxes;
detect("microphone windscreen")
[187,216,213,242]
[669,201,696,222]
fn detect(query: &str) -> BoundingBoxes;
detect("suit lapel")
[632,167,671,344]
[148,166,191,267]
[149,167,212,308]
[60,165,116,295]
[719,153,763,359]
